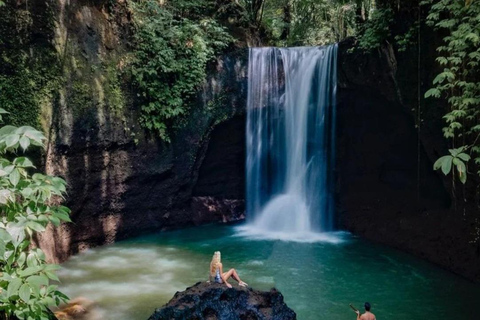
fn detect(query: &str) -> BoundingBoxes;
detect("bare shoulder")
[360,314,375,320]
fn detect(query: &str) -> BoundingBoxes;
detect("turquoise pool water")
[58,224,479,319]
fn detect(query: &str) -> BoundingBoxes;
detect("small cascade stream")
[242,45,337,240]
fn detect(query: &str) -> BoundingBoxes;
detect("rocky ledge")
[148,282,296,320]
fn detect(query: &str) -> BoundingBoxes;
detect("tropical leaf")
[18,266,44,278]
[7,278,22,298]
[19,283,31,302]
[13,157,34,168]
[0,189,12,204]
[9,168,20,186]
[425,88,441,98]
[456,153,471,162]
[434,155,453,175]
[5,134,19,148]
[19,136,30,151]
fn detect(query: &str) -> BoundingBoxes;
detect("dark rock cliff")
[147,282,296,320]
[30,1,249,261]
[41,51,248,261]
[336,37,480,282]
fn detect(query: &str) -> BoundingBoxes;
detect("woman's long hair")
[210,251,221,276]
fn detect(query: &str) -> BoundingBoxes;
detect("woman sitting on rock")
[209,251,248,288]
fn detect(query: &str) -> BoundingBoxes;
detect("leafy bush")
[423,0,480,181]
[433,147,470,184]
[243,0,359,46]
[130,0,232,142]
[0,108,71,319]
[356,7,394,50]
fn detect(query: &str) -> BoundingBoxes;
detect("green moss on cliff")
[0,1,129,135]
[104,62,127,115]
[62,47,128,131]
[0,4,61,129]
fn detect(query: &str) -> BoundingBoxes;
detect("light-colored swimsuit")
[214,269,222,283]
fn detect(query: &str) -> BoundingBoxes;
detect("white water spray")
[243,45,337,241]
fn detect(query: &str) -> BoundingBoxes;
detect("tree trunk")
[250,0,265,25]
[280,1,291,41]
[355,0,365,24]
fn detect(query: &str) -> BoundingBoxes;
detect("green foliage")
[104,63,126,115]
[0,108,71,320]
[288,0,357,45]
[423,0,480,180]
[0,50,61,129]
[67,81,94,118]
[239,0,265,27]
[129,0,232,141]
[243,0,411,48]
[61,51,128,125]
[394,21,419,52]
[0,75,39,129]
[356,7,394,50]
[247,0,360,46]
[433,147,470,184]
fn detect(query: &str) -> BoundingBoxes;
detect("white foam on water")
[254,276,275,284]
[247,260,265,266]
[86,255,130,269]
[152,257,188,269]
[57,268,89,278]
[252,194,311,233]
[58,245,209,319]
[235,225,348,244]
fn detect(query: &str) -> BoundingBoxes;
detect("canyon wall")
[2,0,478,282]
[23,1,249,261]
[336,39,480,282]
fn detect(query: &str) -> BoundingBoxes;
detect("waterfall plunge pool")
[58,224,479,320]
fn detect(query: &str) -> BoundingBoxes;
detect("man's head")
[364,302,371,311]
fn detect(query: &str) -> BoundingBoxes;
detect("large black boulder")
[147,282,296,320]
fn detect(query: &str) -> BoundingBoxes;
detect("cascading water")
[241,45,337,241]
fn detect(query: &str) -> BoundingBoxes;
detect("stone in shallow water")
[147,282,296,320]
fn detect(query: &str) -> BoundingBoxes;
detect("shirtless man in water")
[355,302,376,320]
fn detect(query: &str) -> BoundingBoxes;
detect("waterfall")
[243,45,337,240]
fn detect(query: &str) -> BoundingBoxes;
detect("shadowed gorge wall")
[193,115,246,199]
[21,1,250,261]
[191,115,246,224]
[337,39,480,282]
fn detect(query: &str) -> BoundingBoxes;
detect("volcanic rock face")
[148,282,296,320]
[336,38,480,282]
[34,0,248,261]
